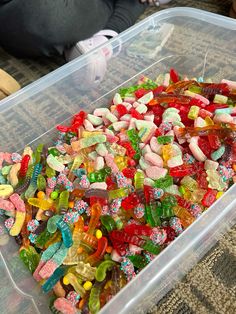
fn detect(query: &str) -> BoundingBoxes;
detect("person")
[0,68,20,100]
[230,0,236,18]
[0,0,171,60]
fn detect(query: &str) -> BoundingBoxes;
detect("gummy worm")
[89,282,103,314]
[56,218,73,248]
[54,297,77,314]
[95,260,115,282]
[39,242,68,279]
[0,197,15,212]
[8,163,21,187]
[87,203,102,235]
[42,266,66,293]
[19,154,31,178]
[33,241,61,281]
[14,177,30,195]
[0,184,15,198]
[86,237,108,266]
[9,193,26,236]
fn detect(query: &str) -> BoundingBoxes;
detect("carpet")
[0,1,235,314]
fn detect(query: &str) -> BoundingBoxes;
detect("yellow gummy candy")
[83,281,93,291]
[108,188,129,201]
[181,176,198,192]
[10,211,26,236]
[162,144,173,162]
[28,198,54,210]
[0,185,14,198]
[216,191,224,199]
[114,156,128,171]
[82,131,103,138]
[205,116,214,126]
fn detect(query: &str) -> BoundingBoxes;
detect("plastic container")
[0,7,236,314]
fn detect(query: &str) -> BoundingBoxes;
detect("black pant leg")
[105,0,147,33]
[0,0,114,57]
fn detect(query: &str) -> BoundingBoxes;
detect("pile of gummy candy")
[0,69,236,314]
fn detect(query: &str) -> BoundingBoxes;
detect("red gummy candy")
[151,105,164,116]
[176,196,192,210]
[196,171,209,189]
[122,167,136,179]
[71,111,87,129]
[201,189,217,207]
[154,128,162,137]
[130,108,144,120]
[110,230,145,247]
[154,116,162,127]
[153,85,165,96]
[144,185,154,203]
[169,164,196,177]
[168,103,190,112]
[170,68,179,83]
[111,240,128,256]
[19,154,30,178]
[56,125,70,132]
[121,193,139,210]
[189,97,205,108]
[206,103,229,112]
[120,142,136,158]
[116,104,128,117]
[163,226,176,242]
[208,134,221,150]
[135,88,149,99]
[106,176,116,190]
[179,113,193,127]
[198,137,212,158]
[124,224,152,236]
[57,110,86,132]
[72,111,86,123]
[127,159,136,167]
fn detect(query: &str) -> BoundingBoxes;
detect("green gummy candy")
[154,175,173,189]
[48,148,60,157]
[157,136,174,144]
[19,246,40,273]
[211,145,225,161]
[142,239,161,255]
[37,174,46,191]
[46,165,56,178]
[100,215,116,232]
[127,255,148,268]
[1,165,12,176]
[95,260,115,282]
[35,229,52,248]
[47,215,61,233]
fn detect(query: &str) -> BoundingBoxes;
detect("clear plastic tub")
[0,7,236,314]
